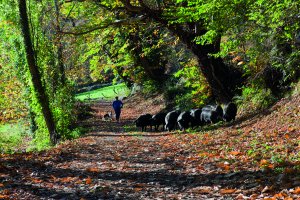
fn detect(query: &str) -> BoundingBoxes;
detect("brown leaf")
[293,187,300,194]
[85,177,92,184]
[284,134,290,139]
[31,178,43,183]
[2,189,10,195]
[0,195,9,199]
[0,183,4,187]
[193,187,212,194]
[134,187,143,192]
[220,189,236,194]
[229,151,240,156]
[87,167,100,173]
[262,185,274,193]
[260,159,269,166]
[61,177,73,183]
[273,193,285,198]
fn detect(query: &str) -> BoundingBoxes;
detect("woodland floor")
[0,94,300,199]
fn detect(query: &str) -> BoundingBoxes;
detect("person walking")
[112,96,123,122]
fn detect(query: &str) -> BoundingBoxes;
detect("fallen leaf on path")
[0,195,9,199]
[193,186,212,194]
[86,177,92,184]
[87,167,100,173]
[134,187,143,192]
[31,178,43,183]
[292,187,300,194]
[230,151,240,156]
[61,177,73,183]
[220,189,236,194]
[260,159,270,167]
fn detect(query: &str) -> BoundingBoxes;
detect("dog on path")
[102,111,113,121]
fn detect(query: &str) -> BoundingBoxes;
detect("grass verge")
[0,121,30,153]
[75,83,130,101]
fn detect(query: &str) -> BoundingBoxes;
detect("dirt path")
[1,99,300,199]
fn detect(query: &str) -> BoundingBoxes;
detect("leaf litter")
[0,94,299,199]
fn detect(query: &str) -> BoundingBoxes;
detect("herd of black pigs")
[134,102,237,131]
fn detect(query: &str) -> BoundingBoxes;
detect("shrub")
[236,85,276,114]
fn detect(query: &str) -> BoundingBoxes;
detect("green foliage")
[0,2,28,123]
[0,121,30,153]
[291,80,300,96]
[0,0,81,150]
[173,0,300,100]
[174,64,211,107]
[236,85,276,114]
[52,83,77,140]
[141,80,160,97]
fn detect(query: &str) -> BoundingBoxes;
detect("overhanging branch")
[60,15,145,35]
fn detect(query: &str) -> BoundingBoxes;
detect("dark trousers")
[114,109,121,121]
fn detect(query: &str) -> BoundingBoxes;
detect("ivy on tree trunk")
[18,0,58,145]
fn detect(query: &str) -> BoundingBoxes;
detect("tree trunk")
[18,0,58,145]
[168,24,243,103]
[121,3,244,103]
[54,0,66,85]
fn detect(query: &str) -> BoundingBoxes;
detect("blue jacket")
[112,100,123,110]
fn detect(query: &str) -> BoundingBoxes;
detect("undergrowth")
[0,120,30,153]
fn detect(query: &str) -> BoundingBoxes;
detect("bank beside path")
[0,94,300,199]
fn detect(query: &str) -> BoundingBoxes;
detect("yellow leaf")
[237,61,244,65]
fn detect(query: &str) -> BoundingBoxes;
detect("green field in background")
[75,83,130,101]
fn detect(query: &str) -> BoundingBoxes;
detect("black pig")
[200,109,219,124]
[151,112,167,131]
[190,108,203,128]
[223,102,237,122]
[177,111,192,131]
[135,113,152,131]
[202,105,223,123]
[165,110,181,131]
